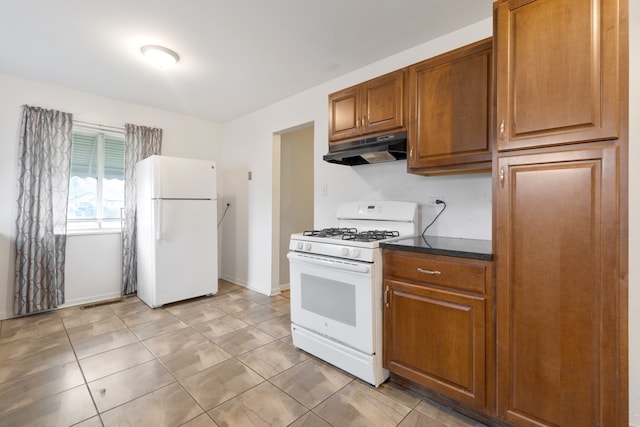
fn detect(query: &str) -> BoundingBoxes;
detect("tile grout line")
[156,285,317,424]
[156,302,219,424]
[2,282,471,427]
[227,289,335,425]
[75,300,189,423]
[60,309,105,427]
[167,289,294,423]
[87,298,210,425]
[8,285,301,425]
[116,287,283,423]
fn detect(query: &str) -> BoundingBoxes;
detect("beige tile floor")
[0,279,486,427]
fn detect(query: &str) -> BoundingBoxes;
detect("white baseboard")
[221,274,248,287]
[60,292,122,309]
[0,291,122,320]
[220,274,273,296]
[245,282,270,296]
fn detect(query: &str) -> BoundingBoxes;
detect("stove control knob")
[296,242,303,250]
[304,243,312,251]
[341,247,350,257]
[352,248,361,258]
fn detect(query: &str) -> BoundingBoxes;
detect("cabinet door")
[328,86,361,143]
[384,279,486,410]
[495,145,621,426]
[408,39,492,174]
[328,70,406,145]
[362,69,406,135]
[494,0,620,151]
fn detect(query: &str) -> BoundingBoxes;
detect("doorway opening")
[271,123,314,295]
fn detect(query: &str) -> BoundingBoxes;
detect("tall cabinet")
[493,0,628,426]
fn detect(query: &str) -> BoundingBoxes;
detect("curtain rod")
[74,120,125,132]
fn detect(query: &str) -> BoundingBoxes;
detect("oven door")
[287,251,375,354]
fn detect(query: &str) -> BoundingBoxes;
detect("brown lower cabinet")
[383,250,494,412]
[495,144,624,426]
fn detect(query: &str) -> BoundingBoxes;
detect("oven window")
[300,273,356,326]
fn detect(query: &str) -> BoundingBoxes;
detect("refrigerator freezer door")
[142,198,218,307]
[146,155,216,200]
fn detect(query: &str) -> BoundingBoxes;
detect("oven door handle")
[287,252,371,274]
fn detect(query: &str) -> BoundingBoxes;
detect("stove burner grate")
[303,227,357,238]
[342,230,400,242]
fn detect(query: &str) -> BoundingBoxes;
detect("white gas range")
[288,201,418,386]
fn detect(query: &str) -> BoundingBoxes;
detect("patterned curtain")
[122,124,162,295]
[14,106,73,315]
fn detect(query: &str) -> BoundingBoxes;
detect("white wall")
[0,74,223,319]
[279,126,315,289]
[220,18,493,294]
[64,233,123,306]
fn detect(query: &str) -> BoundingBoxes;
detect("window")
[67,123,125,231]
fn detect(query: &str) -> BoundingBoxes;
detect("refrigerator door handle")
[156,200,162,240]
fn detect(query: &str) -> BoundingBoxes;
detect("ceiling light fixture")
[140,45,180,69]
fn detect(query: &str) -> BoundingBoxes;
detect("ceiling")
[0,1,493,122]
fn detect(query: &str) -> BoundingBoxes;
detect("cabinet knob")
[500,168,505,188]
[499,119,505,140]
[384,285,390,307]
[417,268,441,275]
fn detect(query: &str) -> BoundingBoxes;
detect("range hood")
[323,131,407,166]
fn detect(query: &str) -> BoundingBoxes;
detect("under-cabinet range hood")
[323,131,407,166]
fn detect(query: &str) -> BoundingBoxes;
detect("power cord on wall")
[421,199,447,236]
[218,203,230,228]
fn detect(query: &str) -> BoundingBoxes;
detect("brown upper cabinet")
[407,38,493,174]
[494,0,621,151]
[328,69,406,147]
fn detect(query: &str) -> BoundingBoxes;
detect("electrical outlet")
[427,196,445,207]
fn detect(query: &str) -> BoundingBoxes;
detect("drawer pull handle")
[384,285,390,308]
[417,268,441,275]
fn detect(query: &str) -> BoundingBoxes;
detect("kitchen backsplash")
[342,160,492,241]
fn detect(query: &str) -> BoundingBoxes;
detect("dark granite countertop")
[381,235,493,261]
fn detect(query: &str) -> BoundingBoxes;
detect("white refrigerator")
[135,155,218,308]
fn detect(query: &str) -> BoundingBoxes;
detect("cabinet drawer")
[384,251,487,294]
